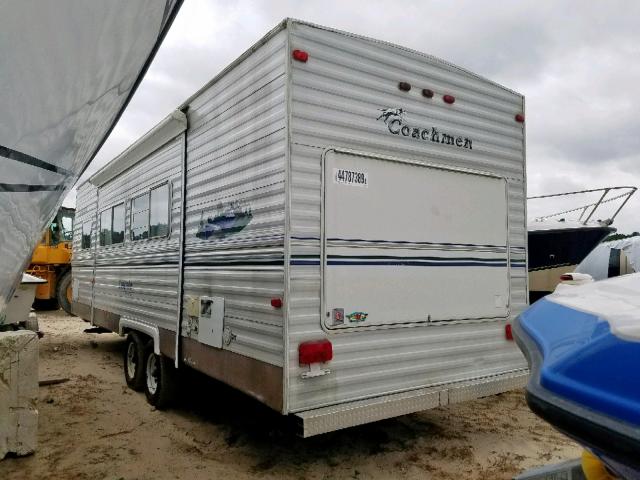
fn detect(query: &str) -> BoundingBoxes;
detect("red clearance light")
[299,339,333,364]
[422,88,434,98]
[505,324,514,341]
[560,274,573,281]
[515,113,525,123]
[443,94,455,104]
[271,298,283,308]
[398,82,411,92]
[292,49,308,62]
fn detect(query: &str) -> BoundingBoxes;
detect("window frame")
[99,202,125,248]
[129,181,171,242]
[130,191,150,242]
[99,208,112,247]
[110,202,125,245]
[81,221,92,249]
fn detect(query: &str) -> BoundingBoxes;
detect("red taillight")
[299,339,333,364]
[515,113,525,123]
[443,94,455,104]
[271,298,283,308]
[560,274,573,281]
[505,324,513,341]
[292,49,308,62]
[398,81,411,92]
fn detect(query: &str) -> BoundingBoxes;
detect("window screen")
[99,209,111,246]
[112,204,125,244]
[149,184,169,238]
[131,193,149,241]
[81,222,91,249]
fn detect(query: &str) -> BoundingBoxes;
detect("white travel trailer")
[72,19,528,436]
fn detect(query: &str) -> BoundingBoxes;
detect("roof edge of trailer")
[178,17,522,111]
[284,18,523,99]
[89,110,187,188]
[86,17,523,191]
[178,19,290,109]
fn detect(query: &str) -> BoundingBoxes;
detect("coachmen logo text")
[376,108,472,150]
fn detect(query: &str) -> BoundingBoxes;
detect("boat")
[514,273,640,478]
[527,186,636,303]
[576,235,640,280]
[1,273,45,331]
[0,1,183,318]
[196,201,253,239]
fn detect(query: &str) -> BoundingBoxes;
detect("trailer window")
[149,183,169,238]
[131,193,149,241]
[81,222,91,249]
[99,209,111,246]
[111,203,125,244]
[99,204,124,246]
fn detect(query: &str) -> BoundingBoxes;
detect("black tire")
[123,332,147,391]
[33,298,58,311]
[144,351,178,409]
[56,270,73,315]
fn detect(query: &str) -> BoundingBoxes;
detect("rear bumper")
[294,370,528,437]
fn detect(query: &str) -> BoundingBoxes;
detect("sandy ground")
[1,311,581,480]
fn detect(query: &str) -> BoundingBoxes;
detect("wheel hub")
[126,342,137,379]
[146,354,158,395]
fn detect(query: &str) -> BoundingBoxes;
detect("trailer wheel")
[56,270,73,315]
[123,332,147,391]
[144,351,177,409]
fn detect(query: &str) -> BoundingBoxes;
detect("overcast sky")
[68,0,640,233]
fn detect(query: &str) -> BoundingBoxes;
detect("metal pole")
[583,188,609,224]
[174,109,189,368]
[609,187,637,222]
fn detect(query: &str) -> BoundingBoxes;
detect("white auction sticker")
[333,168,368,187]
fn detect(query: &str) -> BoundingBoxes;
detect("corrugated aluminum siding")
[72,182,98,306]
[73,20,528,416]
[286,21,527,412]
[180,29,288,367]
[91,136,183,332]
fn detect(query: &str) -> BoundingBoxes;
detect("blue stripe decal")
[326,237,507,249]
[327,254,505,262]
[290,258,526,267]
[291,236,526,251]
[327,260,507,267]
[290,237,525,251]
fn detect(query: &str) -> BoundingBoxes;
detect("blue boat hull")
[514,295,640,478]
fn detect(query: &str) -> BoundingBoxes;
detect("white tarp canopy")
[0,0,182,315]
[576,237,640,280]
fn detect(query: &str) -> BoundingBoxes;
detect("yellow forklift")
[27,207,74,314]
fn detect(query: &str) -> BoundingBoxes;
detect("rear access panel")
[322,149,510,330]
